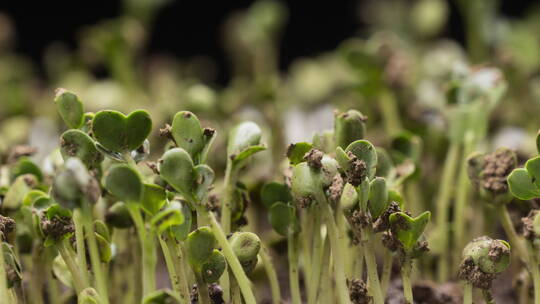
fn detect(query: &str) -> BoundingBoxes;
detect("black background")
[0,0,536,84]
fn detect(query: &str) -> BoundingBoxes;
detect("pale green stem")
[361,228,384,304]
[381,248,393,298]
[57,239,85,295]
[231,277,242,304]
[165,238,191,303]
[319,242,333,303]
[527,242,540,304]
[220,161,235,235]
[401,255,413,304]
[72,209,89,287]
[45,251,60,304]
[29,245,44,304]
[288,233,302,304]
[207,211,257,304]
[435,142,460,282]
[307,209,324,304]
[463,281,473,304]
[453,132,475,270]
[497,204,528,264]
[259,246,281,304]
[355,244,365,280]
[126,202,157,297]
[81,202,109,303]
[320,200,352,304]
[195,273,211,304]
[379,90,402,137]
[300,210,312,284]
[0,241,10,304]
[158,235,182,300]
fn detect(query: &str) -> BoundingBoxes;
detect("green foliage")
[104,165,143,202]
[389,211,431,252]
[55,89,85,129]
[92,110,152,153]
[334,109,366,149]
[462,237,511,274]
[60,129,103,169]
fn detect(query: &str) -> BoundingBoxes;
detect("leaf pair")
[261,182,298,236]
[159,148,214,203]
[185,227,226,283]
[229,232,261,273]
[336,140,377,182]
[389,211,431,253]
[508,156,540,200]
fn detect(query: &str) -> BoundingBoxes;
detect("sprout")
[54,88,85,129]
[459,237,511,290]
[229,232,261,273]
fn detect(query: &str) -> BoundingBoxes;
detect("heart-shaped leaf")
[261,182,292,209]
[92,110,152,153]
[141,184,167,216]
[169,201,192,241]
[186,226,216,266]
[201,249,227,283]
[368,177,389,219]
[150,202,184,234]
[105,165,143,202]
[159,148,195,201]
[45,204,72,220]
[60,129,103,169]
[389,211,431,252]
[55,89,84,129]
[171,111,205,161]
[508,168,540,200]
[286,142,313,165]
[269,202,297,236]
[334,109,366,149]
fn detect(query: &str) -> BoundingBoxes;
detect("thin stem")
[126,202,157,297]
[158,235,182,300]
[288,233,302,304]
[221,161,235,235]
[231,277,242,304]
[165,238,191,303]
[195,273,211,304]
[0,241,11,304]
[81,202,109,303]
[259,246,281,304]
[379,89,402,137]
[497,204,528,263]
[463,281,473,304]
[319,242,333,303]
[307,209,324,304]
[320,200,352,304]
[381,248,393,298]
[401,255,413,304]
[435,142,460,282]
[453,132,475,270]
[360,227,384,304]
[57,238,85,295]
[72,209,89,287]
[527,242,540,304]
[207,210,257,304]
[29,245,44,304]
